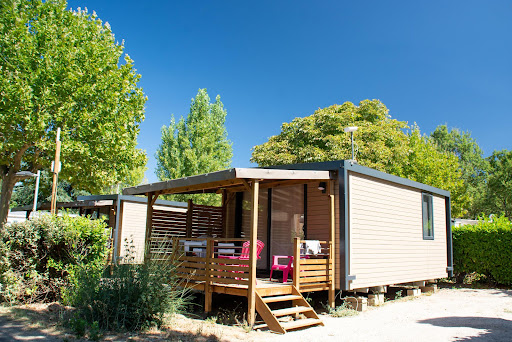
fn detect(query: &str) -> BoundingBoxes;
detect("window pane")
[422,193,434,239]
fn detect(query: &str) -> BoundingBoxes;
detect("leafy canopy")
[431,125,488,217]
[251,100,466,216]
[252,100,409,176]
[0,0,147,224]
[485,150,512,218]
[156,89,232,205]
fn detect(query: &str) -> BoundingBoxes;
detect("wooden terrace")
[124,168,337,333]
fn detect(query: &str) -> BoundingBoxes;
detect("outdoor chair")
[269,255,293,283]
[218,240,265,280]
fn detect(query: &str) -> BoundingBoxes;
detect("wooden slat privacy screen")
[150,203,224,252]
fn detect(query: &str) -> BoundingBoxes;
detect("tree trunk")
[0,170,18,228]
[0,147,29,229]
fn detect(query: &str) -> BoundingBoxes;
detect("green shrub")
[453,214,512,285]
[324,301,359,317]
[67,243,191,331]
[0,214,108,304]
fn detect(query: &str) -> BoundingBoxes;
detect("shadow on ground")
[0,305,225,342]
[0,311,64,342]
[419,316,512,341]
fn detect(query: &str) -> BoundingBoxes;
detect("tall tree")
[156,89,232,205]
[251,100,466,216]
[431,125,488,217]
[0,0,147,227]
[404,127,467,217]
[485,150,512,218]
[252,100,409,176]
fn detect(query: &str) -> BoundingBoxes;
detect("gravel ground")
[263,288,512,342]
[1,288,511,341]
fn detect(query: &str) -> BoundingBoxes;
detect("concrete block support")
[345,297,368,312]
[368,293,385,306]
[420,284,438,293]
[407,288,421,297]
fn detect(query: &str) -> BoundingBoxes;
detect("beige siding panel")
[119,201,148,262]
[348,172,448,290]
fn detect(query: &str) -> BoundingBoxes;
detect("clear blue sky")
[68,0,512,183]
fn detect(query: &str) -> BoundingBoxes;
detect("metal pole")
[32,170,40,216]
[351,131,355,161]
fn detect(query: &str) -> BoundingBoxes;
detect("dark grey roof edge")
[265,159,450,197]
[265,160,343,171]
[122,159,450,198]
[123,168,237,196]
[12,195,187,212]
[11,204,39,212]
[77,194,118,201]
[78,194,187,208]
[343,161,451,197]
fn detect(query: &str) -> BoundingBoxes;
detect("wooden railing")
[170,237,256,311]
[293,238,334,303]
[170,237,254,285]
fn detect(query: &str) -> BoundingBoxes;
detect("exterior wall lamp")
[344,126,358,163]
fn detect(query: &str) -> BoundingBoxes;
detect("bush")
[453,214,512,285]
[0,214,108,304]
[67,243,191,331]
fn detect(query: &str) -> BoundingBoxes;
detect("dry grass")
[0,303,272,341]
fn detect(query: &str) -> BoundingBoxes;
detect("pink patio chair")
[269,255,293,283]
[218,240,265,279]
[219,240,265,261]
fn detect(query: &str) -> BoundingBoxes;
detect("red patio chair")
[219,240,265,261]
[218,240,265,279]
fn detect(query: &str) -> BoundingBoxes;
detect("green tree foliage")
[0,0,147,227]
[251,100,466,216]
[404,127,467,217]
[431,125,489,217]
[102,165,147,195]
[156,89,232,206]
[252,100,409,176]
[10,170,90,208]
[484,150,512,218]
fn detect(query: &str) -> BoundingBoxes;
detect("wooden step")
[256,285,292,297]
[262,294,303,303]
[281,318,323,331]
[252,323,268,330]
[272,306,313,317]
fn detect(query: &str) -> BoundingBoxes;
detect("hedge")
[452,215,512,285]
[0,214,108,304]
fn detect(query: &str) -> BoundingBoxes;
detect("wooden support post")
[247,180,259,327]
[204,238,214,312]
[329,180,336,308]
[293,237,300,290]
[50,128,61,215]
[144,192,158,262]
[186,199,193,238]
